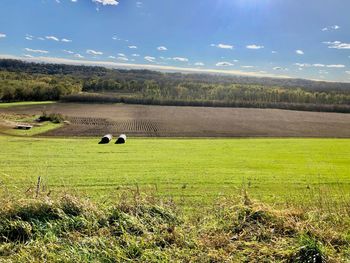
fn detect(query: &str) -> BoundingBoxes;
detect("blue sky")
[0,0,350,82]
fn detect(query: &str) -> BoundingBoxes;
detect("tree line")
[0,59,350,113]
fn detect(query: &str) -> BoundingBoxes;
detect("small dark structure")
[16,124,33,130]
[115,134,127,144]
[99,134,113,144]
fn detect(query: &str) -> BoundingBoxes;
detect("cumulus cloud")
[173,57,188,62]
[0,33,6,38]
[296,50,304,55]
[323,41,350,49]
[294,63,345,68]
[118,53,126,57]
[74,54,84,58]
[216,62,234,67]
[157,46,168,51]
[194,62,205,66]
[241,66,254,68]
[23,54,34,58]
[117,56,128,62]
[63,50,74,54]
[86,49,103,55]
[211,43,234,49]
[25,34,33,41]
[128,45,137,49]
[93,0,119,5]
[327,64,345,68]
[62,38,72,42]
[46,36,60,41]
[144,56,156,62]
[132,54,140,57]
[24,48,49,54]
[246,44,264,49]
[322,25,340,31]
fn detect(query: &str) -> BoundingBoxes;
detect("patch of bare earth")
[1,103,350,137]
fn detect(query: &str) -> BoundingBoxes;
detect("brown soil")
[1,103,350,137]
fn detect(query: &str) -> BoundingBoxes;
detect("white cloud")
[144,56,156,62]
[157,46,168,51]
[241,66,254,68]
[216,62,234,67]
[25,34,33,41]
[74,54,84,58]
[23,54,34,58]
[246,44,264,50]
[323,41,350,49]
[128,45,137,49]
[37,37,45,41]
[108,56,116,59]
[194,62,205,66]
[313,64,325,67]
[322,25,340,31]
[117,56,128,61]
[0,33,6,38]
[294,63,345,68]
[211,43,234,49]
[296,50,304,55]
[345,71,350,75]
[132,54,140,57]
[118,53,126,57]
[93,0,119,5]
[24,48,49,54]
[272,51,278,54]
[86,49,103,55]
[63,50,74,54]
[71,0,78,2]
[173,57,189,62]
[61,38,72,42]
[327,64,345,68]
[46,36,60,41]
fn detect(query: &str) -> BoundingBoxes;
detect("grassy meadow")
[1,135,349,208]
[1,135,350,262]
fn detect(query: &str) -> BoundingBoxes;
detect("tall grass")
[0,186,349,262]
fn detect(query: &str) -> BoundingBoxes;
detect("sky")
[0,0,350,82]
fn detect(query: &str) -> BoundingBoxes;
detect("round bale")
[115,134,127,144]
[99,134,112,144]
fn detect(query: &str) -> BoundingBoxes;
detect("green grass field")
[0,101,55,108]
[1,135,349,208]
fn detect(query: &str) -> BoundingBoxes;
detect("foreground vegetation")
[0,189,349,262]
[0,135,349,207]
[1,59,350,113]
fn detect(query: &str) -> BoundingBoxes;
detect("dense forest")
[1,59,350,112]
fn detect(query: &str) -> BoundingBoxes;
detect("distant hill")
[0,59,350,113]
[1,59,350,92]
